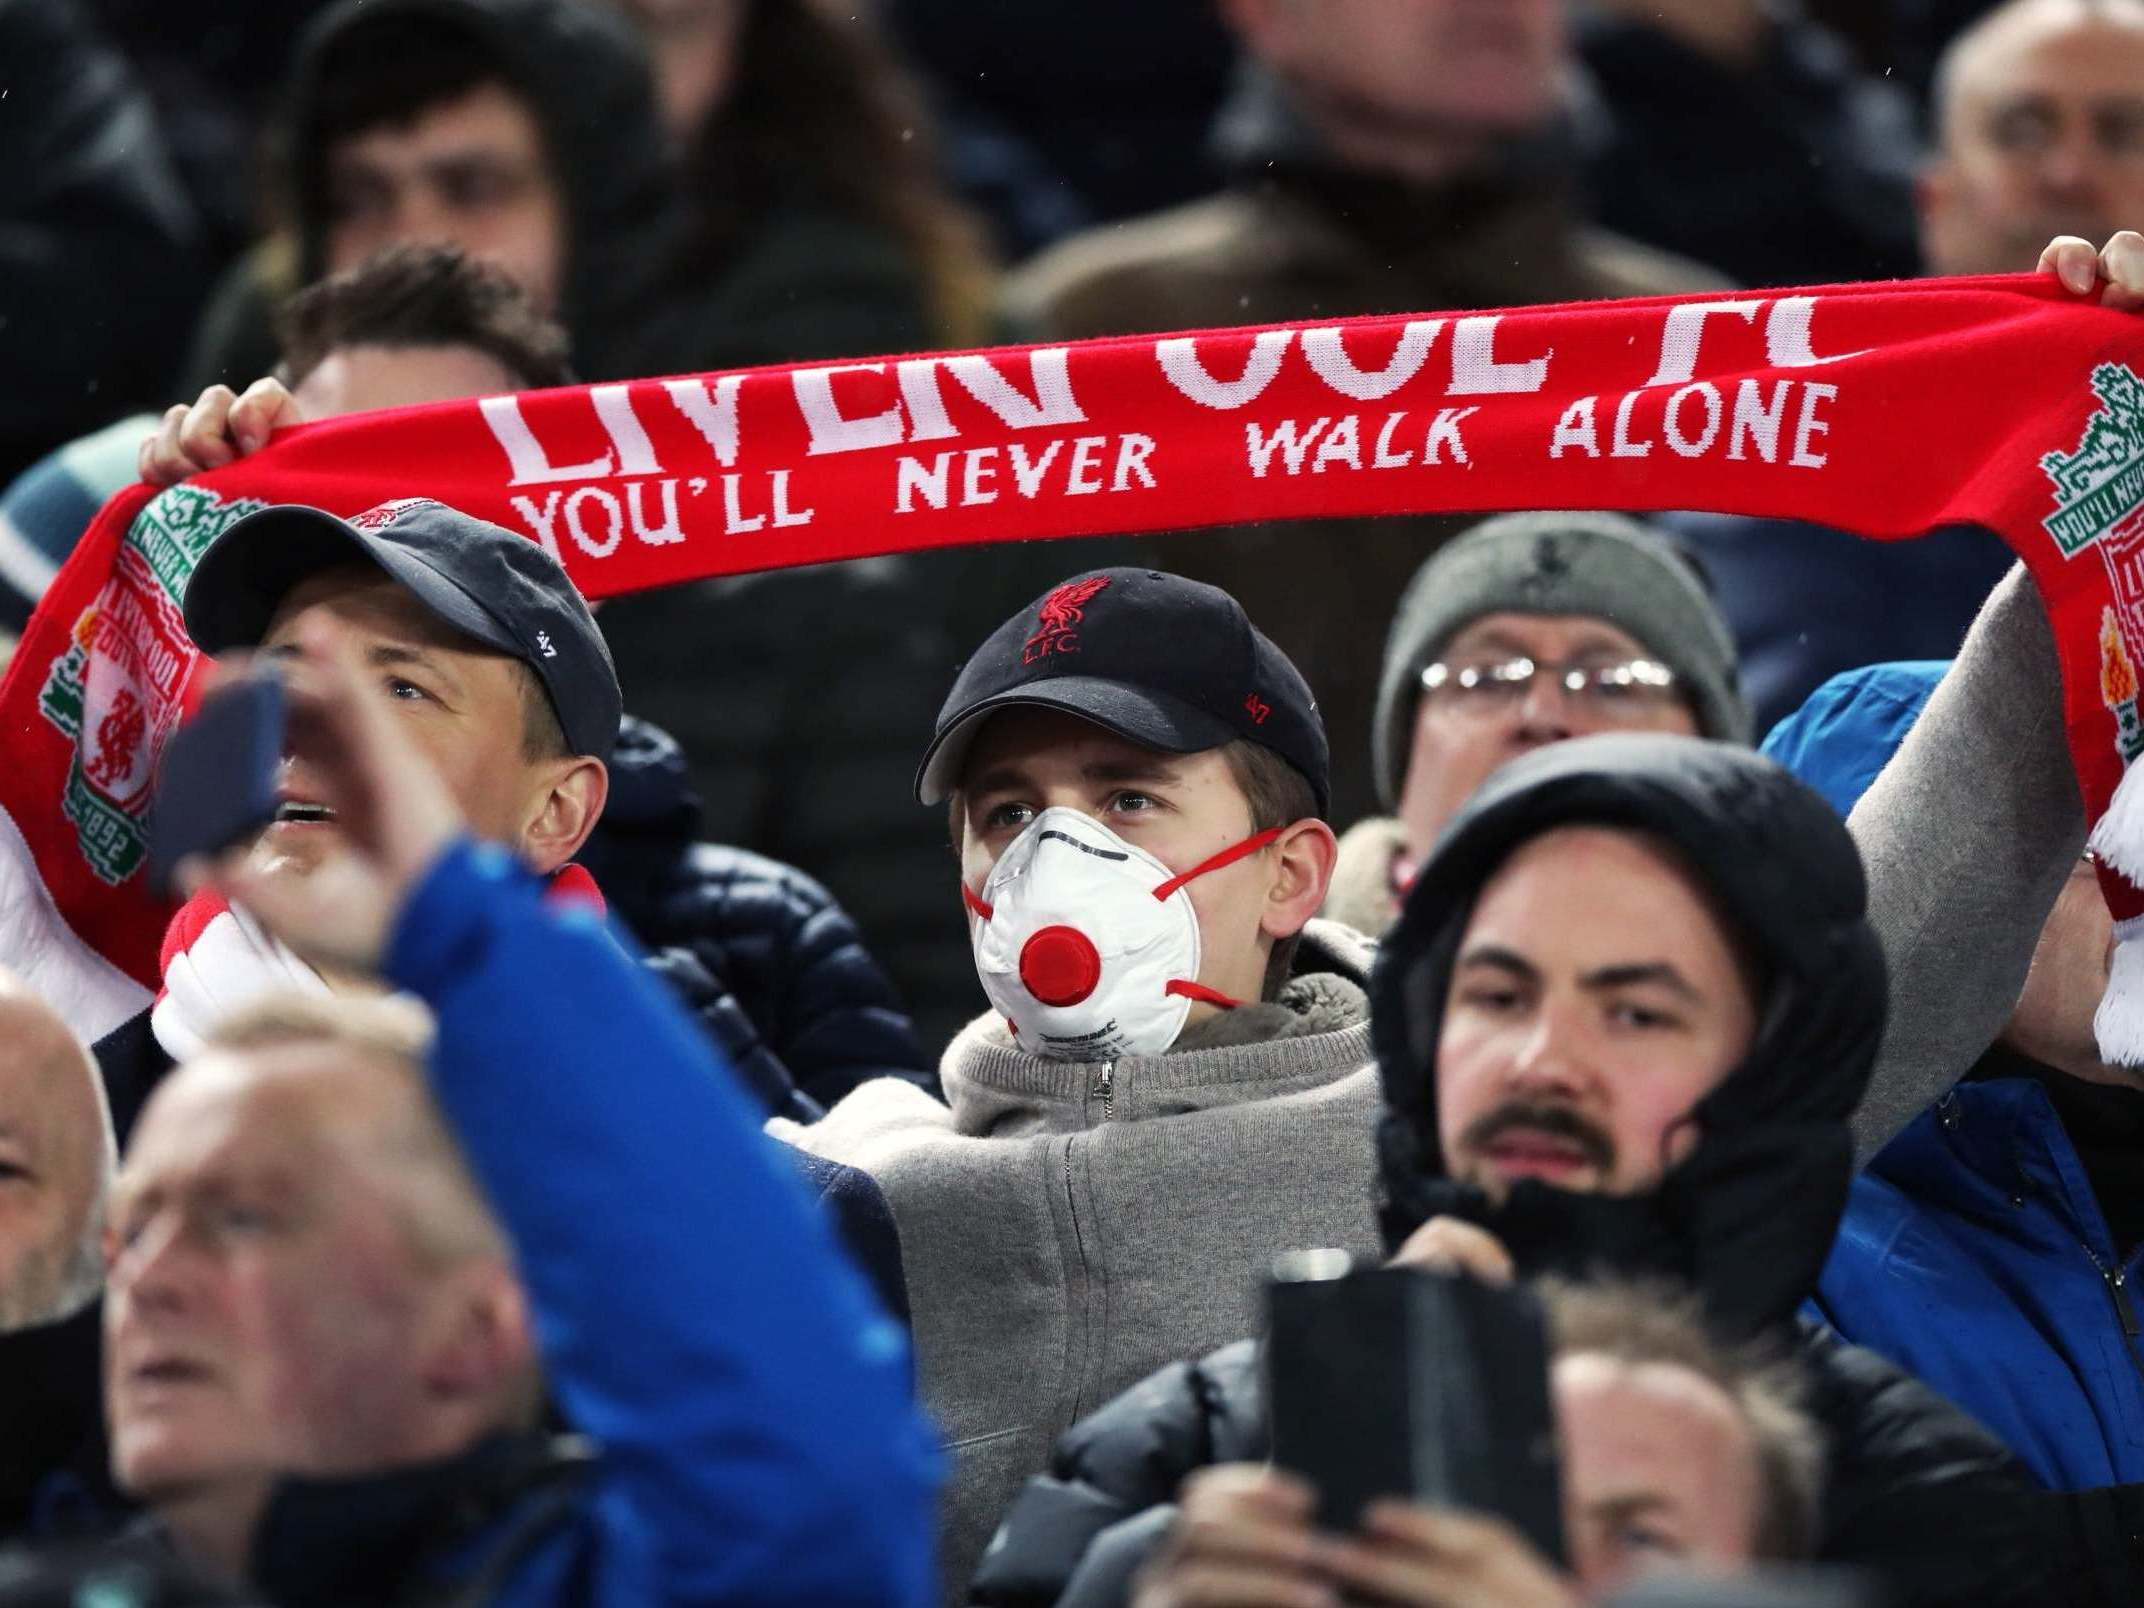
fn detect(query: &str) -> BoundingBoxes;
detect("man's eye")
[1609,1001,1680,1030]
[216,1204,276,1235]
[1109,791,1157,815]
[983,802,1034,832]
[1458,986,1522,1013]
[325,176,390,223]
[1614,1524,1681,1555]
[1988,107,2056,152]
[442,165,519,209]
[387,678,430,703]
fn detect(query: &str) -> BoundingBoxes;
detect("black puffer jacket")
[579,716,936,1118]
[974,737,2048,1608]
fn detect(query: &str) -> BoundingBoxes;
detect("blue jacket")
[379,838,941,1605]
[1809,1078,2144,1491]
[1767,663,2144,1493]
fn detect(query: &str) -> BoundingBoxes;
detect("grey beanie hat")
[1371,511,1750,809]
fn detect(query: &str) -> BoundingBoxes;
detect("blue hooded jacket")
[1766,664,2144,1493]
[372,839,942,1603]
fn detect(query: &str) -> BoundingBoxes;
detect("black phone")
[1265,1252,1565,1564]
[150,672,285,893]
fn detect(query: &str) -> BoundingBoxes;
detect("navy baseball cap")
[182,498,622,759]
[916,567,1329,815]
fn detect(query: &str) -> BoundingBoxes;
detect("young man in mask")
[975,735,2044,1608]
[777,568,1381,1594]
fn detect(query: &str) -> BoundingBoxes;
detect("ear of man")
[418,1260,540,1425]
[517,756,608,875]
[1259,817,1340,945]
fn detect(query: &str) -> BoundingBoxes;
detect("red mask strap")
[962,883,995,921]
[1167,979,1246,1011]
[1152,825,1287,902]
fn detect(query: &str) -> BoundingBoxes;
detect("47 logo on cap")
[348,497,443,531]
[1023,576,1111,666]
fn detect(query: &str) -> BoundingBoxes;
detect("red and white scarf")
[6,274,2144,1046]
[149,865,606,1057]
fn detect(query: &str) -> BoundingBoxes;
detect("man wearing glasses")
[1326,511,1750,936]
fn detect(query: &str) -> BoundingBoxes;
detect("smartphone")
[1265,1252,1565,1564]
[150,672,285,893]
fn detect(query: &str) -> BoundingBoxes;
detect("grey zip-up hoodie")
[777,920,1385,1600]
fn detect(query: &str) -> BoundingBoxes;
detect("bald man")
[0,970,113,1332]
[1922,0,2144,277]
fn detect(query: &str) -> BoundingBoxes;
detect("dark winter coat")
[0,0,209,484]
[581,715,937,1116]
[972,1322,2041,1608]
[0,1303,124,1546]
[1575,6,1921,287]
[976,737,2046,1608]
[998,69,1722,825]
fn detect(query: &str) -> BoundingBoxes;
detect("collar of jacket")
[1208,59,1586,246]
[1883,1074,2117,1260]
[940,919,1374,1137]
[246,1431,592,1607]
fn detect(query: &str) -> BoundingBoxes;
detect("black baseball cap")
[182,498,622,759]
[916,567,1330,815]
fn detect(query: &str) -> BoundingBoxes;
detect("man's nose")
[1511,671,1578,742]
[385,185,459,249]
[2038,125,2110,202]
[111,1212,200,1314]
[1503,1010,1588,1097]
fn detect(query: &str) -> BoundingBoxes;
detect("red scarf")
[4,274,2142,1040]
[149,865,605,1058]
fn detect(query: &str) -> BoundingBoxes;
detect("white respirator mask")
[963,806,1284,1060]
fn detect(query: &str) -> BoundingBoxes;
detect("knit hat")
[1370,512,1750,810]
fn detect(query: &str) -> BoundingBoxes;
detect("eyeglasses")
[1420,656,1680,715]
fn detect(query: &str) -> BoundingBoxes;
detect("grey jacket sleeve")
[1845,563,2086,1160]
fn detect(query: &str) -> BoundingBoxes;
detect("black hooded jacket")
[1372,732,1887,1337]
[971,738,2046,1608]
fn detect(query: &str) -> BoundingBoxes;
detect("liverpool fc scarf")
[6,274,2144,1046]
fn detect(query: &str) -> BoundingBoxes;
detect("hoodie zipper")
[2078,1237,2144,1345]
[2114,1267,2143,1341]
[1092,1060,1116,1120]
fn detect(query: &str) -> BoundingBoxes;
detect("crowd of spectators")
[4,0,2144,1603]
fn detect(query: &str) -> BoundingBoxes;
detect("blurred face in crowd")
[2005,854,2126,1085]
[1398,614,1701,866]
[252,568,603,887]
[1222,0,1564,174]
[1557,1350,1764,1595]
[0,977,110,1331]
[1437,827,1760,1202]
[609,0,748,143]
[1921,0,2144,276]
[324,84,568,312]
[954,709,1327,1021]
[105,1043,528,1534]
[290,342,526,422]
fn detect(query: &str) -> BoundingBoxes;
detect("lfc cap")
[915,567,1329,815]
